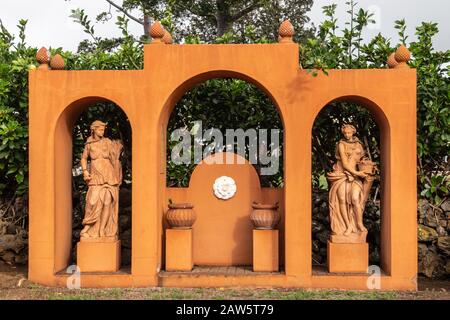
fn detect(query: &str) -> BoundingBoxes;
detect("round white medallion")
[213,176,237,200]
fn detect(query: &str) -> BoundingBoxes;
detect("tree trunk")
[216,15,230,36]
[143,15,151,38]
[216,0,230,37]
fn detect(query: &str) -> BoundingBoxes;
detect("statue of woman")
[80,120,123,241]
[327,124,376,243]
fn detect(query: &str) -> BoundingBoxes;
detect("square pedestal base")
[166,229,193,271]
[327,241,368,273]
[253,229,279,272]
[77,240,121,273]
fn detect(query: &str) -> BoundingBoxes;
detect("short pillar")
[253,229,279,272]
[166,229,193,271]
[77,240,121,272]
[327,240,368,273]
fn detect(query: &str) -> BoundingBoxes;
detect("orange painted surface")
[165,229,193,271]
[28,42,417,289]
[327,241,368,273]
[165,186,285,268]
[76,240,121,273]
[253,230,279,272]
[168,152,271,266]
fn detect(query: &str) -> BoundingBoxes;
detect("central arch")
[159,70,286,129]
[158,70,286,269]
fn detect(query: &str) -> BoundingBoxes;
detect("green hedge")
[0,3,448,203]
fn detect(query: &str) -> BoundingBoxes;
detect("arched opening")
[311,96,391,274]
[54,97,132,273]
[167,78,284,187]
[159,73,285,272]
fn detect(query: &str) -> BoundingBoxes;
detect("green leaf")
[16,173,24,184]
[6,166,17,175]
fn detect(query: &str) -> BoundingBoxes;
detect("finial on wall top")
[150,21,165,44]
[387,52,399,69]
[162,30,173,44]
[36,47,50,70]
[394,45,411,68]
[278,20,295,43]
[50,54,65,70]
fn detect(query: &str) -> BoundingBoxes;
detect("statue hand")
[356,171,368,179]
[83,171,92,182]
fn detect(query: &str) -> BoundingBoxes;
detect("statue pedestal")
[253,229,279,272]
[327,240,368,273]
[77,240,121,272]
[330,231,367,243]
[166,229,193,271]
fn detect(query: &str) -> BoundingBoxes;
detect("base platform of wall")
[46,265,416,290]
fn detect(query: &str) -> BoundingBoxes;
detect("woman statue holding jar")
[327,124,376,243]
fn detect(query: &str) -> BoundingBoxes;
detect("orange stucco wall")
[165,152,285,267]
[28,42,417,289]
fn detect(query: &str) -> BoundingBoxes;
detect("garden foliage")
[0,1,448,204]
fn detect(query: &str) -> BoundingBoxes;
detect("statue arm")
[338,142,365,178]
[81,144,91,181]
[80,144,89,171]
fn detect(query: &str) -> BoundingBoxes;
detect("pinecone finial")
[50,54,65,70]
[150,21,165,44]
[278,20,295,43]
[36,47,50,70]
[162,30,173,44]
[387,52,399,69]
[394,45,411,69]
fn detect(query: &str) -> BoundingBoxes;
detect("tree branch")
[185,6,216,22]
[230,1,263,22]
[105,0,144,25]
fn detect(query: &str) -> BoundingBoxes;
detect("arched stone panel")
[310,95,390,272]
[28,43,416,289]
[53,96,133,272]
[158,70,286,130]
[158,71,287,267]
[189,152,261,265]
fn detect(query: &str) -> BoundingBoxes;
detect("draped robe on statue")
[80,137,122,240]
[327,139,365,237]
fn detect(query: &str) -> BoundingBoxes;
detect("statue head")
[341,124,356,141]
[90,120,107,139]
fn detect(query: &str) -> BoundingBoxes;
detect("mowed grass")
[0,286,406,300]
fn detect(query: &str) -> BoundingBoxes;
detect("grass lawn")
[0,263,448,300]
[1,285,449,300]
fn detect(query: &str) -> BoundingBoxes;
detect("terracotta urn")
[166,203,196,229]
[250,202,280,230]
[358,158,377,175]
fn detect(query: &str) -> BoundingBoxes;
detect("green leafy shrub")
[0,1,448,206]
[0,19,34,196]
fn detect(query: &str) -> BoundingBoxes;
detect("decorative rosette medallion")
[213,176,237,200]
